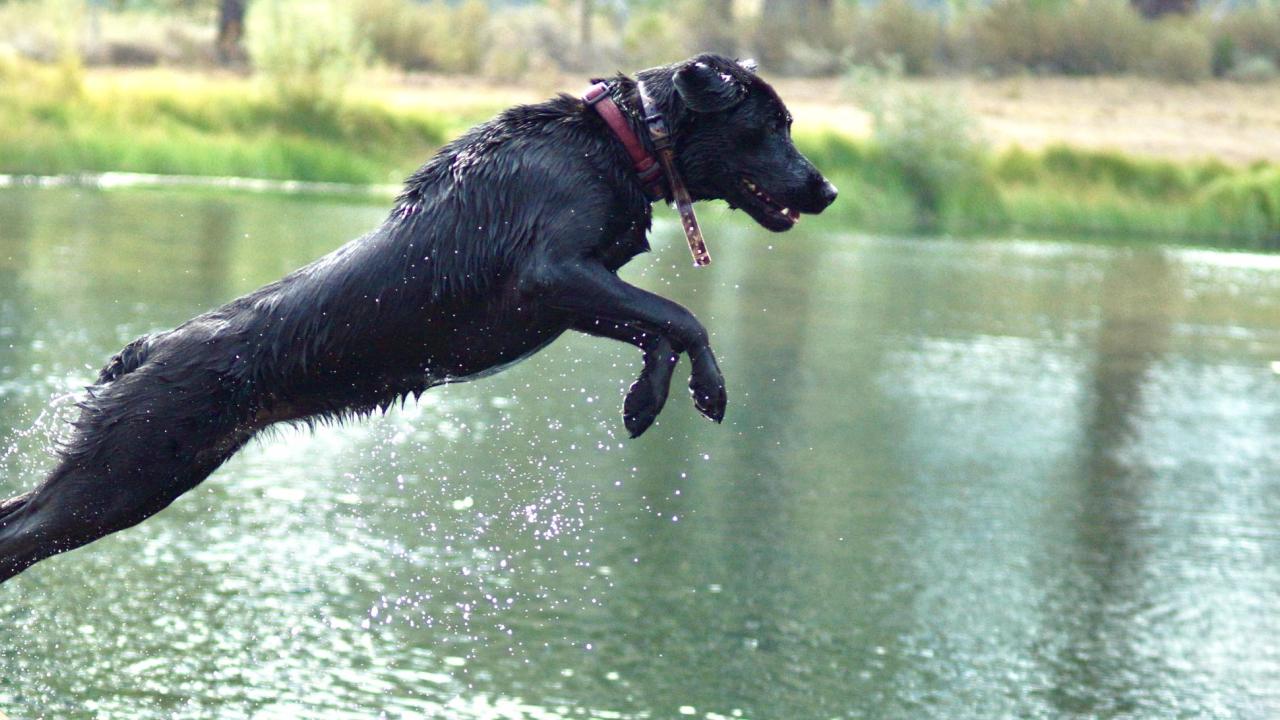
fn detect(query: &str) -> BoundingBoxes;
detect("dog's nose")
[820,180,838,207]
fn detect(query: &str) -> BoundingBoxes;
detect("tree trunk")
[1131,0,1196,19]
[217,0,247,66]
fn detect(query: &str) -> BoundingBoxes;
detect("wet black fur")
[0,54,835,583]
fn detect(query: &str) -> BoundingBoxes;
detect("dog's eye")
[761,115,787,138]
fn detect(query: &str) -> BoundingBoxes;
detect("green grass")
[798,131,1280,249]
[988,146,1280,248]
[1,62,1277,250]
[0,61,451,185]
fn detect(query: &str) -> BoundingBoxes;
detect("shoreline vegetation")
[1,62,1278,250]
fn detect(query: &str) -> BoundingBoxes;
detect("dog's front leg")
[535,261,726,426]
[573,318,679,437]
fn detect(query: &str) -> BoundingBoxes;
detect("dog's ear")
[737,58,758,74]
[672,60,744,113]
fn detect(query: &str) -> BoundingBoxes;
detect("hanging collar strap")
[638,80,710,267]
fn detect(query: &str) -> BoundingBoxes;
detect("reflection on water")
[2,188,1280,719]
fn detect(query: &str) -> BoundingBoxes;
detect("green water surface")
[1,188,1279,719]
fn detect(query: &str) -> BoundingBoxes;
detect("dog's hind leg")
[573,318,679,437]
[0,363,251,583]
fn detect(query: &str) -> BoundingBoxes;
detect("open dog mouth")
[738,177,800,229]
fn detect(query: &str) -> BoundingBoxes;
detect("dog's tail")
[0,489,37,583]
[0,490,32,524]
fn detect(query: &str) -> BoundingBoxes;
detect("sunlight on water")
[2,188,1280,719]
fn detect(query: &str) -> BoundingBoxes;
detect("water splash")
[0,389,81,487]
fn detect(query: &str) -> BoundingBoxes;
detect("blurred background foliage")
[0,0,1277,84]
[0,0,1278,245]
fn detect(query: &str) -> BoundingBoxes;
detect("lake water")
[1,187,1279,719]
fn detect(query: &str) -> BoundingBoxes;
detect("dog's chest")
[598,212,652,271]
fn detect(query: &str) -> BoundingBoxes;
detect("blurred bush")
[621,8,693,71]
[438,0,491,75]
[855,0,942,76]
[246,0,366,111]
[1227,54,1280,83]
[353,0,434,71]
[1212,5,1280,76]
[1055,0,1147,75]
[481,5,567,81]
[1145,18,1212,83]
[848,64,1002,231]
[354,0,581,79]
[967,0,1063,73]
[744,0,842,76]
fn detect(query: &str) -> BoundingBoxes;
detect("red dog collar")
[582,82,667,202]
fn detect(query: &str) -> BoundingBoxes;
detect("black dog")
[0,54,836,583]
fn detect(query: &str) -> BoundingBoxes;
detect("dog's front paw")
[623,341,678,438]
[689,350,727,424]
[624,375,665,438]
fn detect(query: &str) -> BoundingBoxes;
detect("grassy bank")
[0,61,455,185]
[1,63,1277,250]
[820,133,1280,248]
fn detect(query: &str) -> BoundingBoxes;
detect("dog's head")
[639,54,838,232]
